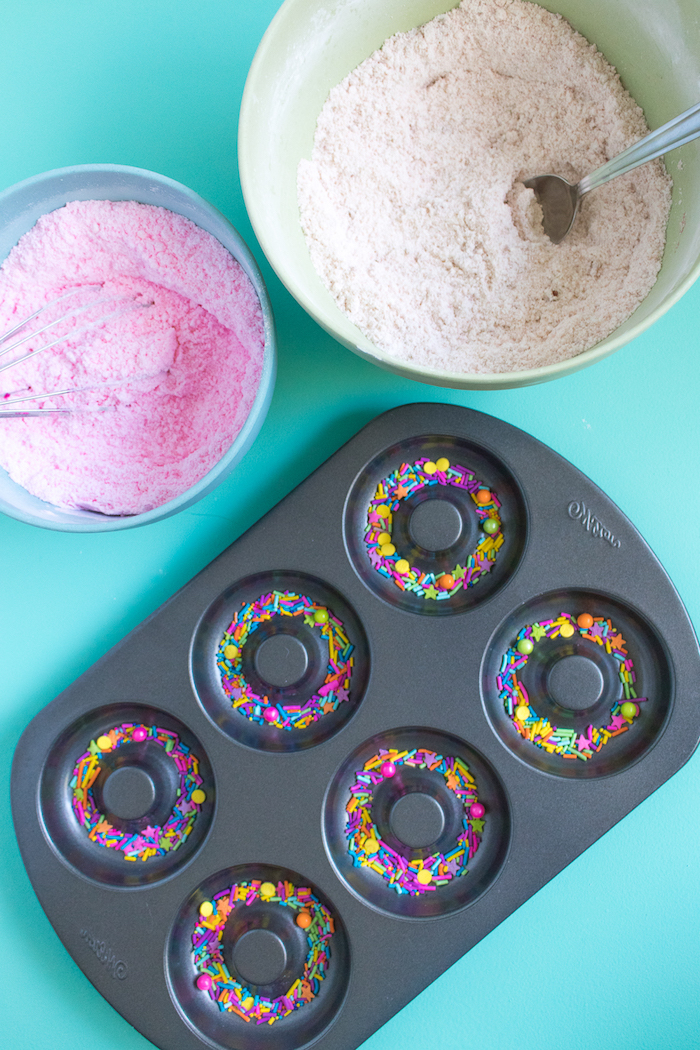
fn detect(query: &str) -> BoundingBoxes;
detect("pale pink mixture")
[0,199,264,515]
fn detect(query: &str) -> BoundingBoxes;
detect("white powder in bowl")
[297,0,672,374]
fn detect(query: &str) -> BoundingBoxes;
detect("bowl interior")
[239,0,700,389]
[0,165,275,531]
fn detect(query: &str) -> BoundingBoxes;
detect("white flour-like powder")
[297,0,672,374]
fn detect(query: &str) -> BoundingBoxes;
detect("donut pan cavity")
[12,403,700,1050]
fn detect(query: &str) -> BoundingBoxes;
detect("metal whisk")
[0,285,150,417]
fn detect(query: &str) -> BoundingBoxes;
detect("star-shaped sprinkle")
[424,585,439,599]
[530,622,547,642]
[368,548,384,569]
[469,818,485,834]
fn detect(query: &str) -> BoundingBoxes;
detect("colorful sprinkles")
[70,723,205,861]
[344,747,485,894]
[364,457,503,600]
[498,613,646,759]
[192,879,334,1024]
[217,590,354,731]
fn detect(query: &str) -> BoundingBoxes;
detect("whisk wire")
[1,386,85,412]
[0,285,102,351]
[0,301,144,377]
[0,288,151,416]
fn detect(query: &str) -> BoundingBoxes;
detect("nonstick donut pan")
[12,403,700,1050]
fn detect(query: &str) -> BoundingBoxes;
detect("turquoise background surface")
[1,1,699,1048]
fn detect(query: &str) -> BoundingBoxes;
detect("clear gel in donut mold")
[191,571,370,752]
[39,703,215,887]
[344,433,528,615]
[166,864,350,1050]
[481,590,673,779]
[323,727,511,919]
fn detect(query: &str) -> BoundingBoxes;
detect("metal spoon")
[523,99,700,244]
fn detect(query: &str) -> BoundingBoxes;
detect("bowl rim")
[0,163,276,532]
[239,0,700,391]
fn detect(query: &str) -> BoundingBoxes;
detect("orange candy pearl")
[438,574,455,590]
[296,911,312,929]
[475,489,491,504]
[577,613,594,630]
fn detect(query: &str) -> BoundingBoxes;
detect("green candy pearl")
[517,638,534,655]
[483,518,500,534]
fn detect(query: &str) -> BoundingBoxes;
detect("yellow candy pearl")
[435,457,450,472]
[416,868,432,885]
[96,735,112,751]
[515,705,530,721]
[223,644,238,660]
[363,837,379,854]
[395,559,410,574]
[260,881,276,897]
[199,901,214,918]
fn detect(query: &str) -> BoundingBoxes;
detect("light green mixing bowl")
[239,0,700,389]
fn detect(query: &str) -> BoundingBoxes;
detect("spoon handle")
[578,100,700,196]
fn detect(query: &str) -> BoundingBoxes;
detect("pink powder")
[0,200,264,515]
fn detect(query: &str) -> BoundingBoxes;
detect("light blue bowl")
[0,164,276,532]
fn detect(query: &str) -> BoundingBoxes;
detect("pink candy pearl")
[263,706,278,723]
[469,802,485,819]
[381,761,396,778]
[196,974,213,991]
[133,727,148,742]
